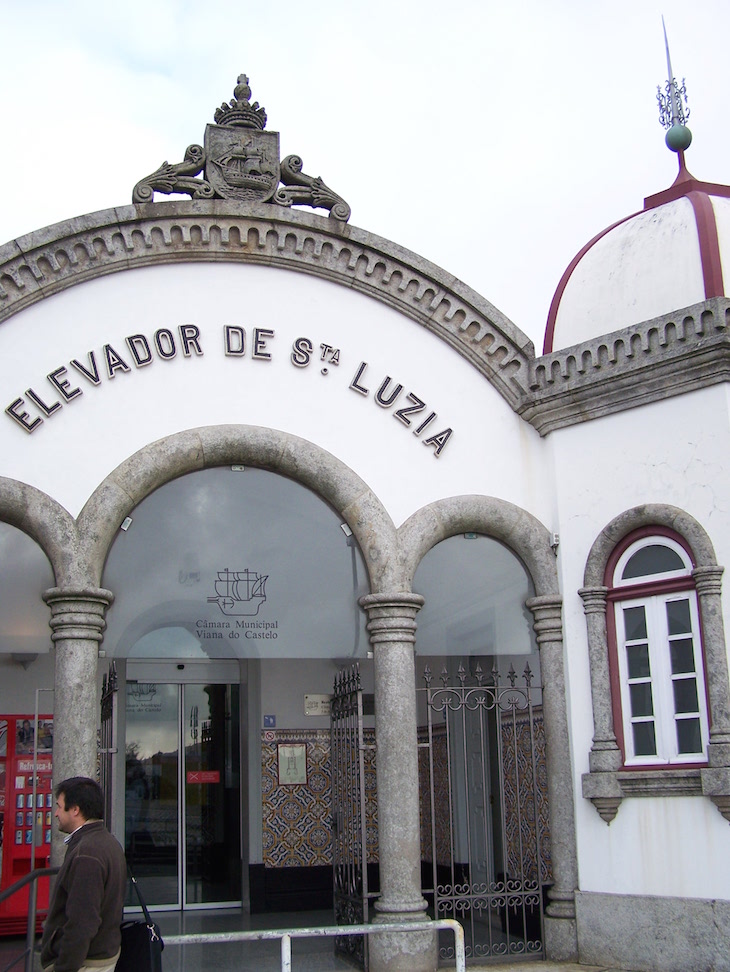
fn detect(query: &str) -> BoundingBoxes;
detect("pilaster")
[579,586,624,823]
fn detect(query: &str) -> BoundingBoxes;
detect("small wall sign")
[304,694,331,717]
[186,770,220,784]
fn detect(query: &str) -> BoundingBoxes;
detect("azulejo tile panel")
[261,729,378,868]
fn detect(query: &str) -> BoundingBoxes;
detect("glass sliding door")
[125,681,242,909]
[125,683,180,905]
[184,683,241,905]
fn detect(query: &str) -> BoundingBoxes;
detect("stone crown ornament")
[214,74,267,129]
[133,74,350,222]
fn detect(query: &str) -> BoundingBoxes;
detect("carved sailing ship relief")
[133,74,350,221]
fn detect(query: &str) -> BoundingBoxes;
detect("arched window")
[607,531,709,766]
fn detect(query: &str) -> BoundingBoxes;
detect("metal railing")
[163,918,466,972]
[0,867,59,972]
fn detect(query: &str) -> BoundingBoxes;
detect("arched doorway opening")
[101,466,371,913]
[413,534,550,962]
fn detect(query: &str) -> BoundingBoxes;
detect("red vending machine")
[0,715,54,935]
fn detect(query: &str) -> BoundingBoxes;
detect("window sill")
[582,766,730,824]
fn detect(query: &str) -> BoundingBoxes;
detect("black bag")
[117,872,163,972]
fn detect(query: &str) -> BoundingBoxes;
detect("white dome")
[544,166,730,354]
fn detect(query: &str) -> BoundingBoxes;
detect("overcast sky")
[1,0,728,349]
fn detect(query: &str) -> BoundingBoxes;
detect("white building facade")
[1,77,729,972]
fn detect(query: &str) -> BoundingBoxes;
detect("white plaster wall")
[551,383,730,899]
[713,195,730,291]
[0,263,552,528]
[551,198,704,350]
[259,657,375,732]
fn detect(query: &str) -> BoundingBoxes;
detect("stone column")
[693,567,730,821]
[578,587,624,823]
[578,587,622,773]
[693,567,730,763]
[526,594,579,962]
[43,587,113,865]
[360,593,436,972]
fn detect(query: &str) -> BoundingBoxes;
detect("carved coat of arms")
[132,74,350,221]
[204,126,280,202]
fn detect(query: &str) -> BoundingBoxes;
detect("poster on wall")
[277,744,307,785]
[15,719,53,755]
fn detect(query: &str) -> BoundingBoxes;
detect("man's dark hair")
[56,777,104,821]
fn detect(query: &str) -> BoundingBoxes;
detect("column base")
[544,914,579,963]
[368,912,438,972]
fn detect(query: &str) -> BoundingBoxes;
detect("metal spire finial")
[657,16,692,153]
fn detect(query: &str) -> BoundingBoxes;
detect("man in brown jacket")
[41,778,126,972]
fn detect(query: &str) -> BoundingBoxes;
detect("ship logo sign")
[208,568,268,617]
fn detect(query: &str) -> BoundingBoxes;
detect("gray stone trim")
[396,494,559,595]
[521,297,730,434]
[526,594,578,961]
[0,202,533,411]
[75,424,398,592]
[3,202,727,434]
[42,586,114,865]
[581,504,730,823]
[0,477,77,584]
[574,890,730,972]
[359,593,437,972]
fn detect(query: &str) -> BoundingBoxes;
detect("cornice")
[522,298,730,434]
[0,201,533,411]
[1,202,729,435]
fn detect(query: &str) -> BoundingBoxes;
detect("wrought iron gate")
[331,665,372,970]
[419,661,551,963]
[99,661,118,827]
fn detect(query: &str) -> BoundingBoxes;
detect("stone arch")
[0,476,78,584]
[584,502,719,586]
[76,424,397,592]
[396,493,559,595]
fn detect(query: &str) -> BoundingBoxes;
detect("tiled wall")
[261,718,550,881]
[261,728,377,867]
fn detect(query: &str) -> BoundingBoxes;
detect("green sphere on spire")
[665,123,692,153]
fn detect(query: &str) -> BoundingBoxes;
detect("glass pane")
[125,683,179,906]
[622,544,685,579]
[666,599,691,635]
[184,684,241,905]
[102,468,369,660]
[629,683,654,717]
[0,522,54,657]
[673,678,699,714]
[670,638,696,674]
[623,606,647,641]
[677,718,702,755]
[626,643,650,679]
[414,534,536,656]
[632,721,657,756]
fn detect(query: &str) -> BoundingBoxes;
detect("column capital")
[525,594,563,643]
[359,591,425,613]
[692,565,724,596]
[43,587,114,643]
[359,592,424,649]
[578,586,609,613]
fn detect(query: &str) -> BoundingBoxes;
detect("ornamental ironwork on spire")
[132,74,351,222]
[656,18,692,154]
